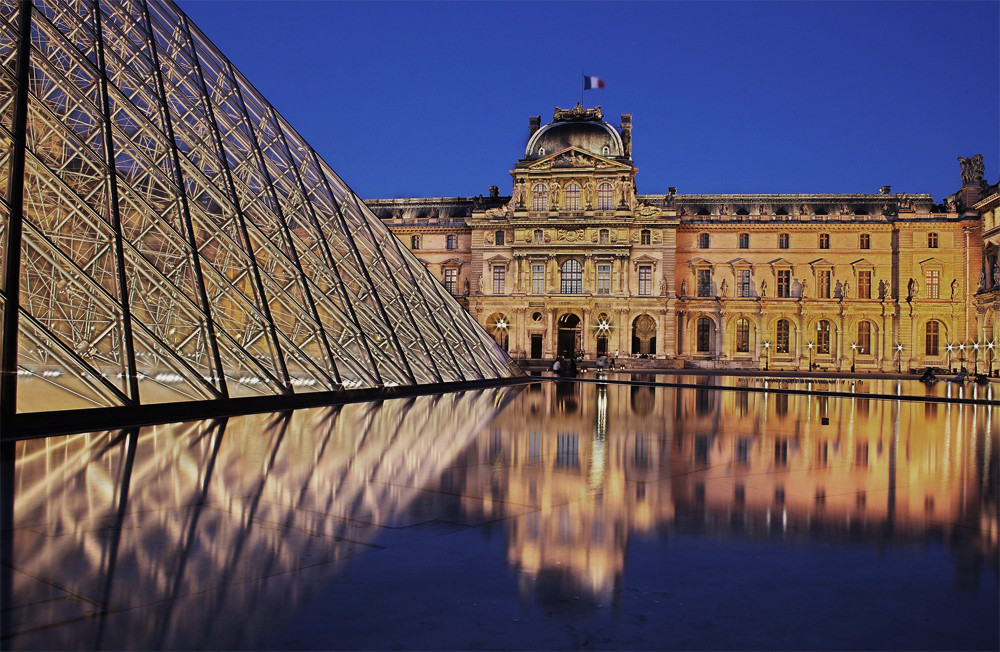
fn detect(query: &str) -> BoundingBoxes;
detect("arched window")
[641,229,651,245]
[564,183,581,210]
[599,228,609,244]
[776,319,790,353]
[925,320,940,356]
[816,320,831,354]
[857,320,871,354]
[597,182,614,210]
[560,259,583,294]
[532,184,548,211]
[736,318,751,353]
[533,229,543,244]
[697,318,712,353]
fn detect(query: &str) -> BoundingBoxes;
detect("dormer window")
[602,146,610,156]
[538,147,545,156]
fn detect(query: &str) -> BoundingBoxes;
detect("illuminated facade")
[0,0,516,432]
[372,107,995,373]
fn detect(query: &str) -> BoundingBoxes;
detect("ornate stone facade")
[369,107,995,373]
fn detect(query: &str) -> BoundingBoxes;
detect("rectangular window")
[817,322,831,354]
[818,270,831,298]
[699,233,710,249]
[641,230,651,245]
[819,233,830,249]
[494,231,504,246]
[737,269,751,297]
[599,229,609,244]
[697,269,712,297]
[776,320,790,353]
[778,233,789,249]
[859,233,870,249]
[739,233,750,249]
[777,270,791,298]
[446,234,457,250]
[492,265,505,294]
[444,269,457,295]
[531,264,544,294]
[410,235,420,249]
[858,270,871,299]
[597,264,611,294]
[638,265,652,296]
[925,270,940,299]
[928,232,939,248]
[857,321,871,354]
[533,229,544,244]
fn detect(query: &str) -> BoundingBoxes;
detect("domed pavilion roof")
[524,105,625,160]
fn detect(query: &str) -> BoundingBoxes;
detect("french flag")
[583,75,605,90]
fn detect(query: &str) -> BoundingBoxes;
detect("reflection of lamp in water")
[895,343,903,373]
[850,342,857,373]
[763,341,770,371]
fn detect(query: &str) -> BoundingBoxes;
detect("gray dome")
[525,106,624,160]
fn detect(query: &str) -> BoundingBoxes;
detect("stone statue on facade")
[980,269,987,291]
[958,154,985,186]
[907,277,918,300]
[951,278,958,300]
[584,179,596,209]
[878,279,887,299]
[760,279,767,297]
[720,278,728,297]
[680,279,687,297]
[800,279,808,298]
[843,281,849,299]
[994,262,1000,286]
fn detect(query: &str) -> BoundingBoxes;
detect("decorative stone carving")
[958,154,985,186]
[553,103,603,122]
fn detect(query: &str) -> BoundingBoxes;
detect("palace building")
[369,106,998,373]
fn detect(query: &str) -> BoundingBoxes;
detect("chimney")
[529,116,541,136]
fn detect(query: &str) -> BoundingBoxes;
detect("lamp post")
[989,340,996,376]
[972,341,980,374]
[946,343,953,373]
[895,343,903,374]
[958,343,965,372]
[851,342,857,373]
[764,341,770,371]
[807,341,814,371]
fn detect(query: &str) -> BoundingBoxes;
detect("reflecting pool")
[2,378,997,650]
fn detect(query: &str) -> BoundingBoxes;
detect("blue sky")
[180,1,999,203]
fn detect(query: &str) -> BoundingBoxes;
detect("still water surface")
[3,376,997,650]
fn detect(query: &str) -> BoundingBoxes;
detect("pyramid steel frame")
[0,0,520,437]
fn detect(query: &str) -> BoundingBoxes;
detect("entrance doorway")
[632,314,656,355]
[597,336,608,356]
[557,313,581,358]
[530,333,543,359]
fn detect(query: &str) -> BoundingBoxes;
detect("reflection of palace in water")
[450,379,998,603]
[4,381,996,648]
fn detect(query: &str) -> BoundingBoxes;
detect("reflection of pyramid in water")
[0,0,517,419]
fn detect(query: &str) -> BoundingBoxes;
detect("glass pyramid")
[0,0,518,421]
